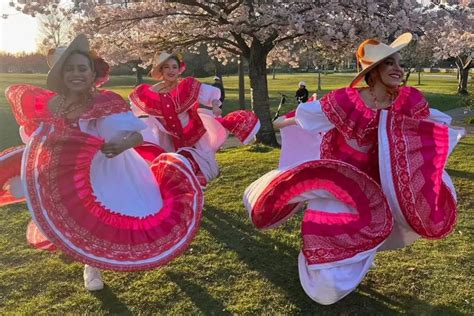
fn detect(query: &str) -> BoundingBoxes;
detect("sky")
[0,0,39,54]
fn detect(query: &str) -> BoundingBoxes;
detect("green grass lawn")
[0,73,473,314]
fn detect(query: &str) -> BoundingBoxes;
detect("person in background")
[212,75,225,107]
[295,81,309,104]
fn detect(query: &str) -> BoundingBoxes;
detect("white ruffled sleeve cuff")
[295,101,334,132]
[198,84,221,107]
[96,111,147,141]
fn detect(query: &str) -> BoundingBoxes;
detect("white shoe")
[83,265,104,291]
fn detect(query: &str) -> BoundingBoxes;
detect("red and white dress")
[129,77,260,185]
[2,84,203,271]
[244,86,465,304]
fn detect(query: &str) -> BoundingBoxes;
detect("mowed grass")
[0,73,473,314]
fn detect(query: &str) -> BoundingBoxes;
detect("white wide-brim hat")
[350,32,412,87]
[46,34,90,93]
[150,51,186,80]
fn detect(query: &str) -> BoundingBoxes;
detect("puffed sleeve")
[198,84,221,107]
[295,100,334,133]
[96,111,147,142]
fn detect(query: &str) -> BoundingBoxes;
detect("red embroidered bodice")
[5,84,129,134]
[319,86,430,181]
[129,77,206,149]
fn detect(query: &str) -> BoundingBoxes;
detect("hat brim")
[150,62,186,81]
[350,33,412,88]
[47,34,90,93]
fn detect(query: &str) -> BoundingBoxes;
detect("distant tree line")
[0,49,460,78]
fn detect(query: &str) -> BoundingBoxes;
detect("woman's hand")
[101,132,143,158]
[101,141,128,158]
[211,99,222,117]
[273,117,297,130]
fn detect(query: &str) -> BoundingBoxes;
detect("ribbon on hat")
[356,39,380,71]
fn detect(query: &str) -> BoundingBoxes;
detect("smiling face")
[61,53,96,94]
[160,57,181,83]
[373,52,405,88]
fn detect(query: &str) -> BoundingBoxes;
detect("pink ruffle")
[5,84,56,136]
[23,125,203,271]
[320,86,429,148]
[321,129,380,182]
[0,145,25,207]
[385,111,456,238]
[320,88,379,146]
[250,160,392,263]
[300,161,392,264]
[79,90,130,120]
[5,85,130,136]
[217,110,260,144]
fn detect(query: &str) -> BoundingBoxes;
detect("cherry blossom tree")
[36,3,74,54]
[14,0,429,145]
[422,1,473,94]
[401,37,434,85]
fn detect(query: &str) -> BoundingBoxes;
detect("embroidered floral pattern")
[386,111,456,238]
[23,126,203,271]
[218,110,260,144]
[251,160,392,264]
[129,77,206,149]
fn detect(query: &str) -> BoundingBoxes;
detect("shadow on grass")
[201,205,302,301]
[201,205,464,314]
[446,168,474,180]
[246,143,275,153]
[166,271,231,315]
[358,284,465,316]
[91,285,132,315]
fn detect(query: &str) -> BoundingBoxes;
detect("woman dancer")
[129,52,260,186]
[2,35,203,291]
[244,33,465,304]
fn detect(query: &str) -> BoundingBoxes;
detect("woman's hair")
[364,69,378,87]
[364,72,372,86]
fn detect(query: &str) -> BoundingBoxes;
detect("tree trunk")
[404,68,412,85]
[272,65,276,79]
[458,66,469,94]
[136,67,144,85]
[317,71,321,92]
[418,71,421,86]
[238,55,246,110]
[247,46,278,146]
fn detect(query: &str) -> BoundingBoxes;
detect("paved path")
[444,107,474,135]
